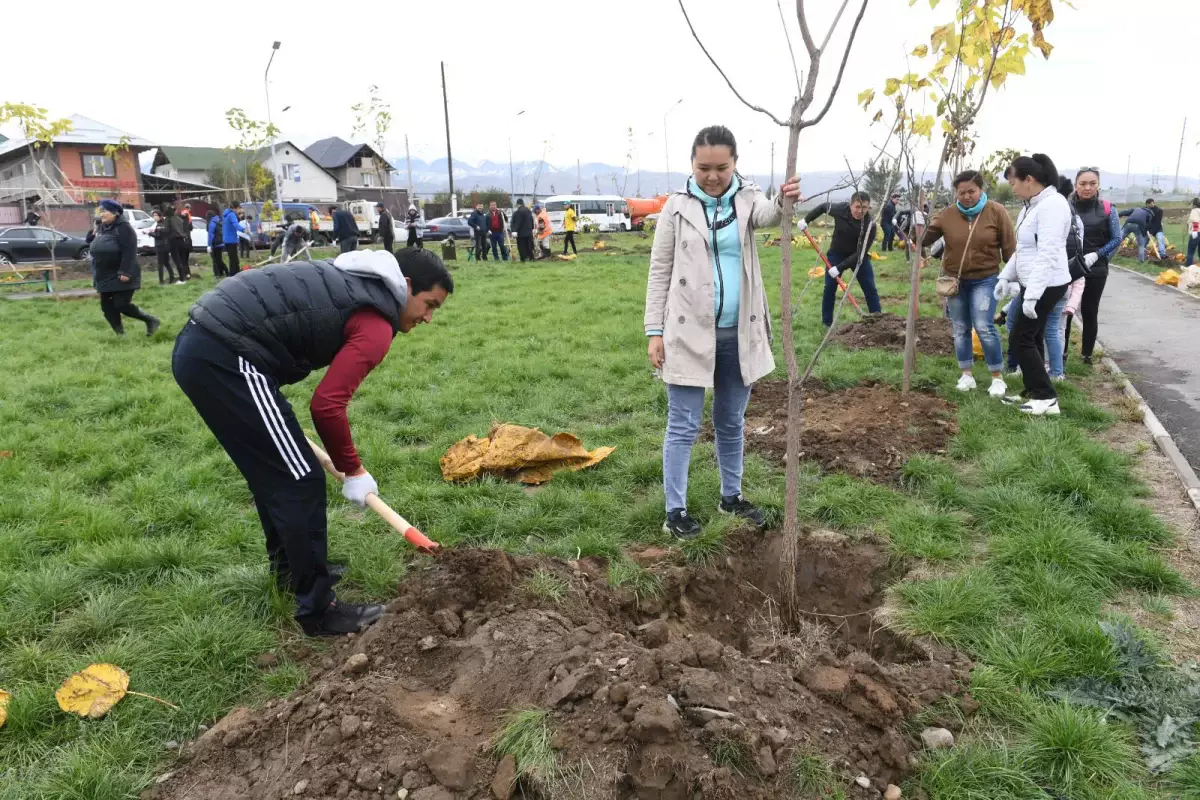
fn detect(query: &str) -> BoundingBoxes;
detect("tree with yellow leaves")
[860,0,1063,391]
[0,102,74,266]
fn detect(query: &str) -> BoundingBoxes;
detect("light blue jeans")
[664,326,751,512]
[1122,223,1148,261]
[946,275,1003,372]
[1155,231,1168,260]
[1006,292,1067,377]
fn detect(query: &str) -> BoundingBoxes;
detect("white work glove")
[1084,253,1099,267]
[342,471,378,509]
[827,266,840,279]
[795,219,808,233]
[993,280,1014,302]
[1022,298,1039,320]
[1191,231,1198,240]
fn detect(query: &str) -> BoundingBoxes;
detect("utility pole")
[404,134,414,206]
[264,41,283,217]
[576,159,581,194]
[440,61,455,214]
[1174,118,1188,195]
[663,99,682,193]
[1124,155,1131,204]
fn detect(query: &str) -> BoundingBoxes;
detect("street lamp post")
[509,110,525,203]
[264,41,283,217]
[663,99,683,193]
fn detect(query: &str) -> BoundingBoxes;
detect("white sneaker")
[173,281,185,285]
[956,374,977,392]
[1052,375,1066,383]
[988,377,1007,398]
[1008,366,1022,378]
[1020,398,1060,416]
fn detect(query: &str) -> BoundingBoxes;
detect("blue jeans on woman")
[1187,235,1200,267]
[822,250,882,326]
[663,327,751,513]
[946,275,1003,372]
[1005,291,1067,377]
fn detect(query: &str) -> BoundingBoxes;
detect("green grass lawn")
[0,234,1196,798]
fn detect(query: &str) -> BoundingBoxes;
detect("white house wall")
[267,144,337,203]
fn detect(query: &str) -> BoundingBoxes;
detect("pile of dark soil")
[831,313,954,357]
[738,381,957,482]
[148,535,972,800]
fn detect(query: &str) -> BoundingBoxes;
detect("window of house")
[1,169,12,181]
[362,172,375,187]
[350,156,362,168]
[281,163,301,182]
[81,154,115,178]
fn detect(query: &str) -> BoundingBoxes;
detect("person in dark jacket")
[881,191,899,251]
[467,203,488,261]
[206,211,227,277]
[404,203,423,249]
[1064,168,1123,365]
[486,201,509,261]
[150,209,176,284]
[165,205,191,281]
[1144,198,1169,262]
[511,199,535,262]
[92,199,160,336]
[330,205,359,253]
[376,202,395,254]
[222,201,242,275]
[801,193,881,325]
[1119,205,1152,262]
[172,248,454,636]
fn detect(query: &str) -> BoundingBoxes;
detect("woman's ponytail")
[1009,153,1059,190]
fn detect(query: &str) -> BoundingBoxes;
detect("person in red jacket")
[486,200,510,261]
[173,248,453,636]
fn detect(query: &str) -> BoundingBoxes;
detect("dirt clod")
[342,653,369,675]
[146,535,969,800]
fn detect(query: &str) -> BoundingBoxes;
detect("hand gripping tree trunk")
[679,0,869,611]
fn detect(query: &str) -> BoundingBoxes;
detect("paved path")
[1099,268,1200,474]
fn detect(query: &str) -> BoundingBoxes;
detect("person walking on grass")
[376,202,395,255]
[534,203,552,259]
[206,211,227,277]
[1063,168,1122,366]
[405,202,423,249]
[150,209,176,285]
[801,191,882,326]
[563,202,578,255]
[92,199,160,337]
[1187,198,1200,267]
[173,248,454,636]
[165,204,190,282]
[921,170,1016,398]
[331,205,359,254]
[645,125,802,540]
[486,201,509,261]
[994,154,1072,416]
[222,201,242,275]
[468,203,489,261]
[238,210,252,261]
[511,199,535,262]
[881,191,899,252]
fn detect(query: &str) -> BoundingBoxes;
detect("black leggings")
[1063,274,1107,361]
[1012,285,1068,400]
[99,290,151,333]
[563,231,577,254]
[210,245,226,277]
[169,239,191,280]
[155,248,175,283]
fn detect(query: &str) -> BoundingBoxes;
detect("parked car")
[0,226,90,265]
[421,216,472,242]
[191,218,211,251]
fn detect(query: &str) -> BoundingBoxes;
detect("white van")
[542,195,631,233]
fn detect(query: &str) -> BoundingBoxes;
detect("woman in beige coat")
[645,125,801,538]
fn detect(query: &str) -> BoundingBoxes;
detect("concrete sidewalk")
[1097,268,1200,475]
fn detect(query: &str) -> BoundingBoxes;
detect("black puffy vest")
[188,260,403,384]
[1072,197,1113,277]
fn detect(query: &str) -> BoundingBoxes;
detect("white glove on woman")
[1191,231,1198,240]
[827,266,840,279]
[795,219,808,233]
[342,471,378,508]
[993,280,1014,302]
[1022,298,1039,319]
[1084,252,1099,267]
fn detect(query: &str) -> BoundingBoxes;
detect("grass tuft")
[491,708,557,787]
[895,569,1008,646]
[522,569,569,603]
[787,748,844,798]
[1021,702,1143,796]
[911,742,1045,800]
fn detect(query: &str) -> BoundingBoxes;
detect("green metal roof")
[156,145,254,172]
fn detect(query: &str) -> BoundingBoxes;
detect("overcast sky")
[3,0,1190,186]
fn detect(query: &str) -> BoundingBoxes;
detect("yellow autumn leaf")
[1032,27,1053,58]
[857,88,876,109]
[57,664,130,719]
[884,78,901,96]
[911,44,929,58]
[930,23,955,51]
[911,114,935,138]
[872,110,884,124]
[0,689,11,729]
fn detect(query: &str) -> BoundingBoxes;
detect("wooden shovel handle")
[305,437,439,553]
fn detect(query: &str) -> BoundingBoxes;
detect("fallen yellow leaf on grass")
[0,688,11,729]
[441,424,615,485]
[808,266,825,279]
[1156,269,1180,287]
[56,664,178,719]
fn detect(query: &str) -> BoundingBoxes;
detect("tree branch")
[799,0,870,129]
[777,0,804,97]
[678,0,789,127]
[819,0,853,54]
[796,0,818,57]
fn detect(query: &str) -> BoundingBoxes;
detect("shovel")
[306,437,440,553]
[801,227,865,315]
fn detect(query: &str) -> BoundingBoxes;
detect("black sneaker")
[1081,355,1094,366]
[300,600,384,637]
[662,509,702,540]
[145,316,161,337]
[718,494,767,528]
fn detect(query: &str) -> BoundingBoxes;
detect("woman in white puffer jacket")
[994,153,1073,415]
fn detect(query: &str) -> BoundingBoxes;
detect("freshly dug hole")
[831,312,954,357]
[148,535,971,800]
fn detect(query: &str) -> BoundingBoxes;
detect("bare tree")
[679,0,870,608]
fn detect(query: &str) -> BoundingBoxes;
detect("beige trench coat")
[644,181,782,388]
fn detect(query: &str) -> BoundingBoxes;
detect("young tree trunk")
[778,124,803,606]
[902,251,920,392]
